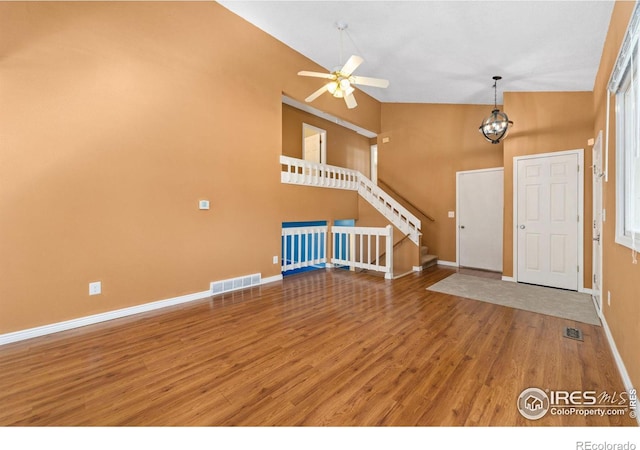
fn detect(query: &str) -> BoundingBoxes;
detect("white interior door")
[516,152,580,290]
[592,132,603,311]
[458,168,504,272]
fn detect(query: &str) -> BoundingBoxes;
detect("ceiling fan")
[297,23,389,109]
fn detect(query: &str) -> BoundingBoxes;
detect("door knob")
[519,225,526,229]
[460,225,465,229]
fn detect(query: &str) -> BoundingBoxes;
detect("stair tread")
[420,254,438,268]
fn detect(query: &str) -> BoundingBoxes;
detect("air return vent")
[563,327,584,341]
[210,273,261,296]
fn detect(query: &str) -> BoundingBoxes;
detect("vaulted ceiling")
[219,1,615,105]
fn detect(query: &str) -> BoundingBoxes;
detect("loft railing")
[280,157,358,190]
[280,155,421,245]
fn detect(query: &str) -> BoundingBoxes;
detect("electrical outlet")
[89,281,102,296]
[273,255,279,264]
[199,200,210,210]
[448,211,455,218]
[607,291,611,307]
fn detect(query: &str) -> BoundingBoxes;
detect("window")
[611,3,640,254]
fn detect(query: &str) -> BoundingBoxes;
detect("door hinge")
[593,274,597,283]
[577,265,580,272]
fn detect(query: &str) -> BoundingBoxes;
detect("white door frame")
[302,123,326,164]
[456,167,504,270]
[592,131,604,313]
[512,148,585,293]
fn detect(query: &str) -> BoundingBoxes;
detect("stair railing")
[280,155,421,245]
[378,178,436,223]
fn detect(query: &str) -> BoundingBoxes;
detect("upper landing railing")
[280,155,421,245]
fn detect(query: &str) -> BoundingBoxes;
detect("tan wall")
[378,103,504,262]
[282,104,372,177]
[501,92,594,283]
[592,1,639,390]
[0,2,379,334]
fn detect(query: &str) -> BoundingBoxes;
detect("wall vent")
[210,273,262,296]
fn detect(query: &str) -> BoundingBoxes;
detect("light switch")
[199,200,210,210]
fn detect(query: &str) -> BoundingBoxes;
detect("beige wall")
[501,91,594,283]
[282,104,372,177]
[378,103,504,262]
[592,1,639,391]
[0,2,378,334]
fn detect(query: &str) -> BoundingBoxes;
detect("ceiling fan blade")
[305,84,329,103]
[344,92,358,109]
[340,55,364,76]
[351,76,389,88]
[298,70,335,80]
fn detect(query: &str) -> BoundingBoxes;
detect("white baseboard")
[261,274,283,285]
[600,312,639,426]
[437,260,458,267]
[0,273,284,347]
[579,287,593,295]
[412,266,423,272]
[393,269,414,279]
[501,276,516,282]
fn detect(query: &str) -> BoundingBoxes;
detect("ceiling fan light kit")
[479,76,513,144]
[297,22,389,109]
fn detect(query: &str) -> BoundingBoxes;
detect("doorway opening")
[302,123,326,164]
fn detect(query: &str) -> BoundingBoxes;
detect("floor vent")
[211,273,261,296]
[563,326,584,341]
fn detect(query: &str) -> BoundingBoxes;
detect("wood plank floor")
[0,266,635,426]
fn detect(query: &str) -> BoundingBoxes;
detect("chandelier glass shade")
[327,77,354,98]
[479,76,513,144]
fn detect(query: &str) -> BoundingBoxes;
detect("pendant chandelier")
[479,76,513,144]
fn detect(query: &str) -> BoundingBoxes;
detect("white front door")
[592,132,603,311]
[516,152,580,290]
[458,168,504,272]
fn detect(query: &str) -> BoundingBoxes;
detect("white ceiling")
[218,0,615,105]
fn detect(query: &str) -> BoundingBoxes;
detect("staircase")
[280,155,438,275]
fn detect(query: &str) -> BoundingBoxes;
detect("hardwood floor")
[0,266,634,426]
